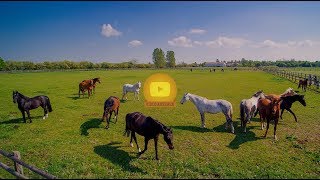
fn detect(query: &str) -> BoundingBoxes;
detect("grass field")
[279,67,320,76]
[0,69,319,178]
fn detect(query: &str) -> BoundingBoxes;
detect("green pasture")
[279,67,320,76]
[0,69,319,178]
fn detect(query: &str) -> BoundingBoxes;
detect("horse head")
[253,90,265,99]
[163,126,174,150]
[12,90,18,103]
[298,95,307,106]
[180,93,189,104]
[271,99,282,116]
[95,77,101,84]
[137,81,141,88]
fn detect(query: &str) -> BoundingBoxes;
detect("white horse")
[122,81,141,101]
[180,93,235,133]
[240,90,265,133]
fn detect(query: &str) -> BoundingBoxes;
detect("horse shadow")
[67,94,81,100]
[94,142,145,174]
[171,125,212,133]
[227,124,263,150]
[80,118,103,136]
[0,116,44,124]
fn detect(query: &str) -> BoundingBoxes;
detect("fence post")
[13,151,24,177]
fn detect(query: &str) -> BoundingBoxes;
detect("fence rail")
[260,67,320,93]
[0,149,56,179]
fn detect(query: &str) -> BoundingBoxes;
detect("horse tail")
[123,113,131,137]
[46,96,53,112]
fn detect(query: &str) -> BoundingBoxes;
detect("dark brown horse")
[91,77,101,94]
[298,79,308,92]
[257,97,282,140]
[124,112,174,160]
[78,77,100,98]
[12,91,53,123]
[102,96,120,129]
[280,94,306,122]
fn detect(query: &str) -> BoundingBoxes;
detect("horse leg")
[26,110,32,123]
[42,105,48,120]
[131,132,141,153]
[101,110,106,122]
[154,136,159,160]
[200,112,206,128]
[274,118,278,141]
[286,108,298,122]
[264,118,270,138]
[139,138,149,156]
[114,107,119,123]
[280,108,284,120]
[137,92,140,101]
[225,112,234,134]
[21,110,26,123]
[108,111,113,124]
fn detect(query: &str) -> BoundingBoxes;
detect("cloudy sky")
[1,2,320,63]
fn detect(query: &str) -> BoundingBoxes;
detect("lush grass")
[0,69,319,178]
[279,67,320,76]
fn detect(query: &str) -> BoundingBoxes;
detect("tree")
[152,48,166,68]
[0,57,5,70]
[166,51,176,68]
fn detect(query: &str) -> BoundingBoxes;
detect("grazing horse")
[102,96,120,129]
[240,90,265,133]
[12,91,53,123]
[124,112,174,160]
[298,79,308,91]
[91,77,101,94]
[122,81,141,101]
[280,94,306,122]
[180,93,235,133]
[257,97,282,140]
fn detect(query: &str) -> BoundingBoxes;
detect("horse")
[257,97,282,140]
[298,79,308,92]
[90,77,101,94]
[122,81,141,101]
[79,79,93,98]
[123,112,174,160]
[12,91,53,123]
[180,93,235,133]
[240,90,265,133]
[254,87,297,117]
[102,96,120,129]
[221,69,224,72]
[280,94,306,122]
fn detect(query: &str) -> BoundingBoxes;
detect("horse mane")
[17,92,30,100]
[147,116,170,133]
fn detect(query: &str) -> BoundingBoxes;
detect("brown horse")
[124,112,174,160]
[102,96,120,129]
[78,78,101,98]
[257,97,282,140]
[91,77,101,94]
[298,79,308,92]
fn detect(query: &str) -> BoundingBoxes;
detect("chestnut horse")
[124,112,174,160]
[78,77,101,98]
[102,96,120,129]
[257,97,282,140]
[298,79,308,92]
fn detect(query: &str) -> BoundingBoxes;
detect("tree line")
[1,53,320,71]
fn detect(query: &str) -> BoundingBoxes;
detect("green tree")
[152,48,166,68]
[166,51,176,68]
[0,57,5,70]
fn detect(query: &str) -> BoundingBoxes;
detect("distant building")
[204,59,226,67]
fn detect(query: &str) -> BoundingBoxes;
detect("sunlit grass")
[0,69,319,178]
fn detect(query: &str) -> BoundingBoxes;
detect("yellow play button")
[150,82,171,97]
[143,73,177,107]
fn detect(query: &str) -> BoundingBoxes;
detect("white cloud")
[128,40,143,47]
[205,36,251,48]
[101,24,122,37]
[193,41,203,46]
[168,36,193,47]
[189,29,207,35]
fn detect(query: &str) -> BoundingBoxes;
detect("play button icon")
[150,82,171,97]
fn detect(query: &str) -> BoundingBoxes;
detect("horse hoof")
[43,117,45,120]
[130,143,134,147]
[138,148,141,153]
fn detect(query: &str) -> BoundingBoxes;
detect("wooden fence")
[0,149,56,179]
[261,67,320,93]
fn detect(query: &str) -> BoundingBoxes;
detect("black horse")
[12,91,53,123]
[280,94,306,122]
[124,112,174,160]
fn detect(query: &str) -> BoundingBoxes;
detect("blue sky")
[1,1,320,63]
